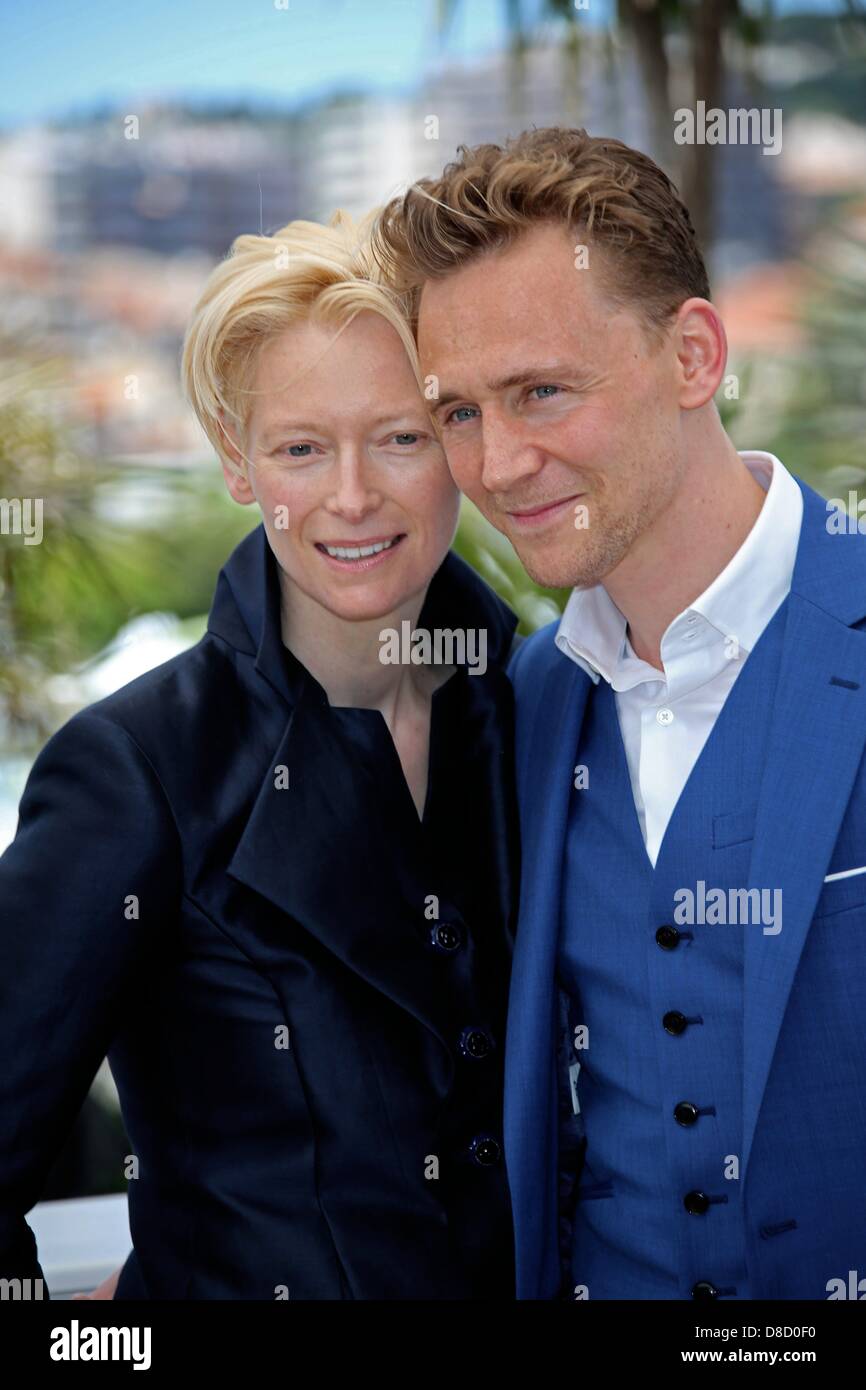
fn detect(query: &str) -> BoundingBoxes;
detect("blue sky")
[0,0,846,130]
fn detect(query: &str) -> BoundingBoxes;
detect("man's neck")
[603,440,767,671]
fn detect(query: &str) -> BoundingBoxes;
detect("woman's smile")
[314,531,407,571]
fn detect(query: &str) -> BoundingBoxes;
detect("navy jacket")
[0,525,520,1299]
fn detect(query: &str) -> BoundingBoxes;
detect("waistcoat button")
[684,1190,711,1215]
[656,925,681,950]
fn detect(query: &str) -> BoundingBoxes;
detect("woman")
[0,213,520,1299]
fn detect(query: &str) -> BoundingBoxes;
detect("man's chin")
[480,506,610,589]
[510,542,602,592]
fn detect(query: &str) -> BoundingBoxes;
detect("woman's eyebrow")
[260,413,426,444]
[258,420,321,444]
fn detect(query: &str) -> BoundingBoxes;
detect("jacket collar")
[216,523,519,1062]
[740,476,866,1177]
[790,477,866,624]
[207,522,519,706]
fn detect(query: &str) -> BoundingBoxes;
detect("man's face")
[417,221,687,591]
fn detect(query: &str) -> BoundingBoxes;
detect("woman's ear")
[218,412,256,505]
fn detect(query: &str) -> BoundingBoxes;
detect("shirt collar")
[555,451,804,692]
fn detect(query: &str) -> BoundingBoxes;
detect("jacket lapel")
[226,680,460,1056]
[210,524,518,1066]
[506,652,593,1298]
[742,483,866,1178]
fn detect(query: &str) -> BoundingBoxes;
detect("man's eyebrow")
[432,363,587,409]
[487,363,584,391]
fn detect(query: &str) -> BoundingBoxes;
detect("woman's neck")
[278,569,431,719]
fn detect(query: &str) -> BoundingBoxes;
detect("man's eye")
[446,406,479,425]
[530,385,561,400]
[393,432,420,446]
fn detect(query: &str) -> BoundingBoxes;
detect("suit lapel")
[227,680,457,1056]
[212,527,519,1065]
[506,653,593,1298]
[742,595,866,1176]
[742,484,866,1177]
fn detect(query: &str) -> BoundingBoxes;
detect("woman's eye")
[284,444,314,458]
[393,432,420,446]
[446,406,479,425]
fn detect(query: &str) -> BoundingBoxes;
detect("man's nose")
[480,411,544,495]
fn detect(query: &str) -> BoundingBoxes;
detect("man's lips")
[506,493,584,528]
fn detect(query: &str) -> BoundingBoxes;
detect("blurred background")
[1,0,865,1211]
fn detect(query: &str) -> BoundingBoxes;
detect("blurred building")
[0,35,805,268]
[0,111,304,258]
[0,26,861,469]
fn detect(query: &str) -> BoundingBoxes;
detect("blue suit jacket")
[505,477,866,1299]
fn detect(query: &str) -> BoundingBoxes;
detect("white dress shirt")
[555,451,804,867]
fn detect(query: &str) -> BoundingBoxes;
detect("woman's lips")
[506,494,584,530]
[314,533,407,571]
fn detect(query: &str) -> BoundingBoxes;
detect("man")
[374,127,866,1300]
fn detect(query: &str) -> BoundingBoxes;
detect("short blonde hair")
[182,210,418,475]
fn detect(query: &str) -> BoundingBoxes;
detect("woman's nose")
[328,452,381,519]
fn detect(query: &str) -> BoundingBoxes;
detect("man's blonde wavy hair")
[182,210,419,477]
[372,127,711,338]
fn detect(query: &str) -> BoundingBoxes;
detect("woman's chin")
[308,548,447,625]
[318,585,424,626]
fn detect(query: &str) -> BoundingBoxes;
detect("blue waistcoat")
[558,598,789,1300]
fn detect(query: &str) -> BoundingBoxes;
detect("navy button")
[674,1101,700,1126]
[459,1027,494,1060]
[663,1011,688,1035]
[684,1190,710,1215]
[692,1280,719,1299]
[430,922,462,953]
[656,925,681,950]
[469,1135,502,1167]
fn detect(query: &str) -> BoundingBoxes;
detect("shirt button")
[459,1027,494,1060]
[663,1010,688,1035]
[674,1100,700,1126]
[684,1190,711,1215]
[656,707,674,725]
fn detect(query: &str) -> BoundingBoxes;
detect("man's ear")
[673,298,727,411]
[218,411,256,505]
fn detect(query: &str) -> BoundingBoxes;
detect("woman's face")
[222,311,459,624]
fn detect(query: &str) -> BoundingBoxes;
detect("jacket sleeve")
[0,709,181,1285]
